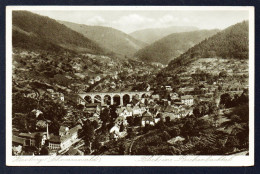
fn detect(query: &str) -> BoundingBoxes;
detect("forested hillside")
[59,21,147,58]
[130,26,199,44]
[12,11,104,54]
[135,29,219,64]
[167,21,249,70]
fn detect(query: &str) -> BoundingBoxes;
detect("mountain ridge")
[59,20,148,58]
[167,20,249,70]
[12,11,105,54]
[135,29,220,64]
[130,26,199,44]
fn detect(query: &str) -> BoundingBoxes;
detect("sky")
[31,10,249,33]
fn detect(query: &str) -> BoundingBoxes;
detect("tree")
[110,105,118,121]
[12,93,38,114]
[92,137,101,152]
[100,107,110,124]
[39,145,49,155]
[168,126,181,137]
[219,71,228,78]
[34,133,42,149]
[126,127,135,139]
[77,104,85,110]
[126,117,134,127]
[225,135,240,150]
[40,97,67,122]
[82,120,95,154]
[133,117,142,126]
[220,93,232,108]
[23,112,37,132]
[119,124,125,132]
[92,120,99,129]
[165,116,171,126]
[49,118,60,135]
[182,116,197,138]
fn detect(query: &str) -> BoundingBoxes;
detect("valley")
[11,10,249,156]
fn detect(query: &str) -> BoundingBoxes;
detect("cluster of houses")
[12,123,82,155]
[180,58,248,95]
[107,97,194,139]
[73,90,195,140]
[13,77,203,154]
[23,87,64,102]
[17,55,249,153]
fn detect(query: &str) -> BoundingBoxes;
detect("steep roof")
[133,105,141,110]
[77,94,87,101]
[60,125,82,142]
[173,102,184,106]
[181,95,194,100]
[142,116,153,121]
[49,134,61,143]
[12,135,26,145]
[59,126,68,133]
[126,107,133,112]
[85,103,100,108]
[142,111,152,117]
[19,132,45,139]
[164,105,175,113]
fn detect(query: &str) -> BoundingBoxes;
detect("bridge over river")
[78,91,152,106]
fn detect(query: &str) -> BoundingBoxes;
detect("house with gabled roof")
[181,95,194,106]
[141,111,154,127]
[48,125,82,150]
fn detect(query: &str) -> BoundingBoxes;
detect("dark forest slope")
[135,29,219,64]
[59,21,147,57]
[12,11,104,54]
[130,26,199,44]
[167,21,249,70]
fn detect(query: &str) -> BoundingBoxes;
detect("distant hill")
[59,21,148,58]
[167,21,249,70]
[135,29,220,64]
[130,26,199,44]
[12,11,104,54]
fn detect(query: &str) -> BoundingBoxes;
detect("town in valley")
[12,10,249,156]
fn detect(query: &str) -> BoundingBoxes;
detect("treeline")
[12,29,69,53]
[12,92,67,134]
[135,29,219,64]
[220,89,249,108]
[168,21,249,69]
[12,11,104,54]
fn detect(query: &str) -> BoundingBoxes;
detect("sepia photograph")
[6,6,254,166]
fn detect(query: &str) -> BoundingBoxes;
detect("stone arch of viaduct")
[78,91,151,106]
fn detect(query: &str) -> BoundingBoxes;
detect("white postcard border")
[6,6,255,166]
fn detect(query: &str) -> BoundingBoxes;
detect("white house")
[49,125,82,150]
[181,95,194,106]
[95,76,101,82]
[88,79,95,85]
[119,108,133,118]
[165,86,173,91]
[77,95,86,106]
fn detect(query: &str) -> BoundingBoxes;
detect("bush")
[168,126,181,137]
[133,117,142,126]
[126,117,134,127]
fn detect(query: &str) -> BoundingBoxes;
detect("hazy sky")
[31,10,249,33]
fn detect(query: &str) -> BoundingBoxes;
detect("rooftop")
[181,95,194,100]
[12,135,26,144]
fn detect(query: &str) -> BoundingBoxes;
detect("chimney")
[46,123,50,139]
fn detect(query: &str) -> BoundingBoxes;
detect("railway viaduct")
[77,91,151,106]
